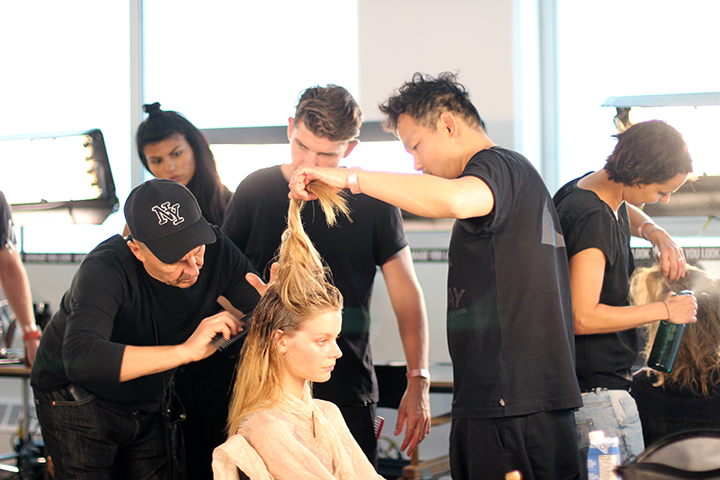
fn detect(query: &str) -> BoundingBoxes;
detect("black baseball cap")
[124,179,216,264]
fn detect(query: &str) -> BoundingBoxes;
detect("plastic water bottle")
[648,290,693,373]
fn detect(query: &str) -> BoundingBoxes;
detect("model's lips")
[323,364,335,372]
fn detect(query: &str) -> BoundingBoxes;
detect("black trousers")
[338,402,378,468]
[450,409,581,480]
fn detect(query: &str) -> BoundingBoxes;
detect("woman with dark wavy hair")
[136,102,231,226]
[630,264,720,446]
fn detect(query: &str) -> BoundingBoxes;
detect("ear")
[274,329,288,353]
[439,112,458,138]
[342,140,359,158]
[127,240,146,263]
[287,117,295,142]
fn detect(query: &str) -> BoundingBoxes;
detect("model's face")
[129,242,205,288]
[396,113,452,178]
[627,172,688,207]
[288,118,357,171]
[277,309,342,390]
[143,134,197,187]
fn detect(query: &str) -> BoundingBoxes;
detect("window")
[0,1,130,254]
[143,1,359,128]
[556,0,720,185]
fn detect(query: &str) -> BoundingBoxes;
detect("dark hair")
[294,85,363,142]
[378,72,485,133]
[604,120,693,186]
[136,103,230,226]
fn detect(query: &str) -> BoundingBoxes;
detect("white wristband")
[347,167,361,194]
[406,368,431,380]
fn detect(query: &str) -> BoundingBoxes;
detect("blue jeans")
[33,387,169,480]
[574,389,645,480]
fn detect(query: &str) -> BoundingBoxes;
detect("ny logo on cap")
[152,202,185,226]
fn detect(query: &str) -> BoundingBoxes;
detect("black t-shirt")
[30,226,260,411]
[554,174,638,391]
[448,147,581,419]
[222,165,407,405]
[0,191,14,247]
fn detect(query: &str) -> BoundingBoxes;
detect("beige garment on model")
[213,392,384,480]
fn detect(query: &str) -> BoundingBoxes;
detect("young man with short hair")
[222,84,431,464]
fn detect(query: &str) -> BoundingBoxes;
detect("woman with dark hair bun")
[136,102,231,226]
[134,103,236,480]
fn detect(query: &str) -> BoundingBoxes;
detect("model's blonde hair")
[630,264,720,396]
[226,183,350,435]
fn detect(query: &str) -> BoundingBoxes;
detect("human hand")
[246,262,278,297]
[395,377,431,455]
[23,337,39,366]
[647,228,686,281]
[288,166,348,200]
[663,291,697,325]
[183,311,242,362]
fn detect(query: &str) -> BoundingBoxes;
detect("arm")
[569,248,696,335]
[119,310,242,382]
[627,204,685,281]
[380,247,431,454]
[0,245,38,365]
[290,166,494,219]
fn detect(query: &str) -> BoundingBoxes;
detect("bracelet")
[347,167,361,194]
[406,368,431,380]
[22,327,42,341]
[638,221,655,239]
[662,300,670,321]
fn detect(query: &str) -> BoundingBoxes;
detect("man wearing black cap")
[30,179,261,479]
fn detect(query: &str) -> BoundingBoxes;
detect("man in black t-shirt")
[31,179,262,480]
[222,84,430,464]
[290,72,582,480]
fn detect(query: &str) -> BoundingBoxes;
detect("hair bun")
[143,102,162,116]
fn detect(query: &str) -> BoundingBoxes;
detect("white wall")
[358,0,519,149]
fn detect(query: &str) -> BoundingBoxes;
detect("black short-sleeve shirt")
[222,165,408,405]
[448,147,581,419]
[554,174,638,391]
[0,191,15,248]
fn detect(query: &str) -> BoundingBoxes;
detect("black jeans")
[34,387,169,480]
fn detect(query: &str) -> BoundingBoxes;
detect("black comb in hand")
[211,313,252,352]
